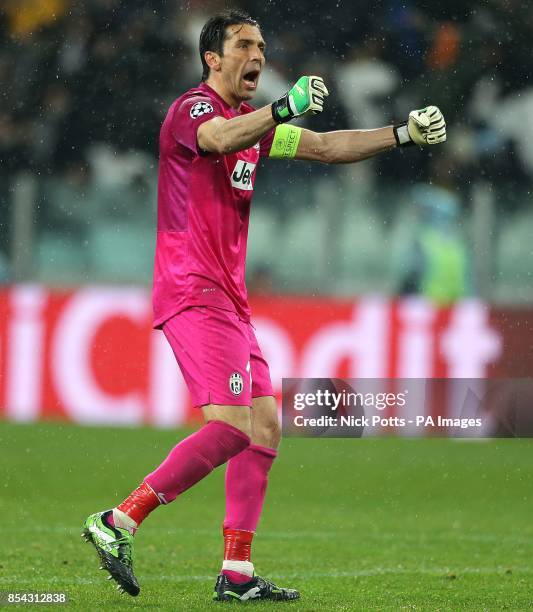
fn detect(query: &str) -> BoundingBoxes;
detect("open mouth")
[242,69,260,90]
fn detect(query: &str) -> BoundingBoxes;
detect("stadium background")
[1,1,532,609]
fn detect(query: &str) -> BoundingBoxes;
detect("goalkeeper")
[82,8,446,603]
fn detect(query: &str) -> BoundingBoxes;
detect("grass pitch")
[0,421,532,610]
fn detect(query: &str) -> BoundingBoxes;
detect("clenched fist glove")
[271,76,329,124]
[393,105,446,146]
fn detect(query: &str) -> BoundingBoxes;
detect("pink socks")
[145,420,250,504]
[223,444,277,532]
[221,444,277,583]
[138,424,277,587]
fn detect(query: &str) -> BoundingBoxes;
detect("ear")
[205,51,222,74]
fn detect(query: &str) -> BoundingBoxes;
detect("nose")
[250,45,264,62]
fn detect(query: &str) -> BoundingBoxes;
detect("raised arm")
[296,106,446,164]
[264,105,446,166]
[198,75,329,155]
[295,126,397,164]
[198,106,275,155]
[266,105,444,164]
[197,72,446,163]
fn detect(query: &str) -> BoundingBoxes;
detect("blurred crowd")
[1,0,533,296]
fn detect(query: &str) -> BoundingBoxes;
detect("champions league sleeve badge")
[190,101,214,119]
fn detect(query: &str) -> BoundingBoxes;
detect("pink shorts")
[162,306,274,408]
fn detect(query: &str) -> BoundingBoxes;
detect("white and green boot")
[82,510,140,596]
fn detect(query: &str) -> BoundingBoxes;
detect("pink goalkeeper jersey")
[153,83,274,328]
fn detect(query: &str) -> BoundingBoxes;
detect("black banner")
[281,378,533,438]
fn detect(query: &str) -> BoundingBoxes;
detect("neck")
[204,78,241,109]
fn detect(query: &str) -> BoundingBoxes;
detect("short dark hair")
[199,9,260,82]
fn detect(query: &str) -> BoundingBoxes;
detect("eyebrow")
[236,38,266,49]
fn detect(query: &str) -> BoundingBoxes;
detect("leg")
[249,394,281,449]
[143,405,250,504]
[203,404,252,439]
[222,396,279,547]
[145,307,254,503]
[215,396,298,601]
[215,330,299,601]
[110,405,250,526]
[223,328,279,542]
[83,307,253,597]
[82,405,250,597]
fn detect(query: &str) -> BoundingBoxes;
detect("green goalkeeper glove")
[271,76,329,124]
[393,105,446,146]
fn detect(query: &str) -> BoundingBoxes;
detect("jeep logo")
[231,160,256,191]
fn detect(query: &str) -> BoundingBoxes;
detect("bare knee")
[202,404,252,439]
[254,417,281,448]
[251,396,281,449]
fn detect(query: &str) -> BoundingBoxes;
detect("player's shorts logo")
[190,101,214,118]
[229,372,244,396]
[231,160,256,191]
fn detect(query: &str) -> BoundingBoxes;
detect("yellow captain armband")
[268,124,302,159]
